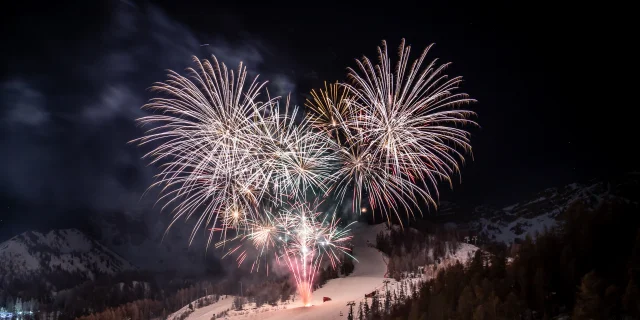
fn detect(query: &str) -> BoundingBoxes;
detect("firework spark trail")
[250,99,338,204]
[305,81,355,146]
[330,142,432,224]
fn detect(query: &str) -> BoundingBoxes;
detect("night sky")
[1,1,633,240]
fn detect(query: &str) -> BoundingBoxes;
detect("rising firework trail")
[275,203,354,306]
[214,202,355,306]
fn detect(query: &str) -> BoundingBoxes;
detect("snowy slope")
[0,229,135,285]
[468,179,632,244]
[169,223,477,320]
[167,295,235,320]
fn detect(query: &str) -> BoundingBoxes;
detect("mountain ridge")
[0,228,136,292]
[460,174,638,243]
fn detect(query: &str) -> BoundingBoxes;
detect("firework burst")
[310,39,477,224]
[346,39,477,178]
[133,56,335,248]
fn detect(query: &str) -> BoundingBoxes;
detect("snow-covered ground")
[169,223,477,320]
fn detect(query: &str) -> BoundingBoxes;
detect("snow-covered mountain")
[467,176,637,244]
[0,229,135,289]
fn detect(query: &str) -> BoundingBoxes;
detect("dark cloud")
[2,80,49,127]
[0,1,296,259]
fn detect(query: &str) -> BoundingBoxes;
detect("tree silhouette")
[383,280,392,315]
[573,271,603,319]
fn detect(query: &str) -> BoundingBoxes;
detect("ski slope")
[170,223,476,320]
[255,223,389,320]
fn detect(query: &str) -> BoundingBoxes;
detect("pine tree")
[411,281,418,299]
[469,250,484,276]
[232,296,245,311]
[601,285,619,319]
[408,300,421,320]
[533,267,546,311]
[457,285,475,319]
[363,299,370,318]
[371,294,380,318]
[384,285,392,315]
[573,271,603,320]
[473,284,485,306]
[357,301,364,320]
[404,280,410,298]
[399,281,406,302]
[473,304,485,320]
[489,252,507,280]
[23,299,33,313]
[622,276,640,317]
[15,297,23,314]
[502,292,521,319]
[6,296,13,313]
